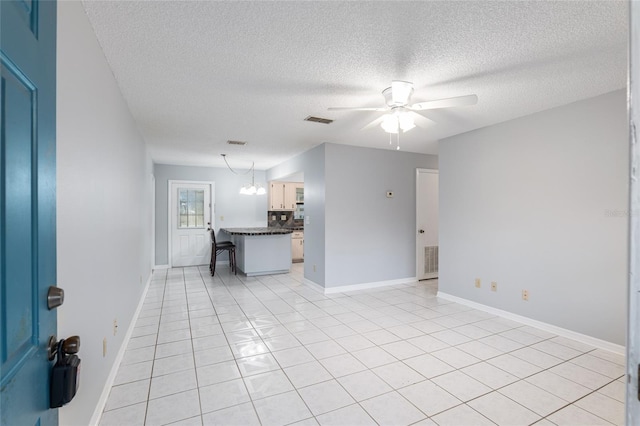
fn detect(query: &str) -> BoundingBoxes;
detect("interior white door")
[170,182,212,267]
[416,169,439,280]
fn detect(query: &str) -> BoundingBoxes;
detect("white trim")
[324,277,418,295]
[302,277,325,293]
[89,273,153,426]
[416,168,439,280]
[153,264,170,270]
[167,180,214,268]
[151,173,156,271]
[437,291,626,355]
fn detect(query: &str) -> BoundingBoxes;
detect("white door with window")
[416,169,439,280]
[170,181,212,267]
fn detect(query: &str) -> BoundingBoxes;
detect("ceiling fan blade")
[361,115,386,131]
[408,111,436,128]
[410,94,478,111]
[328,106,387,111]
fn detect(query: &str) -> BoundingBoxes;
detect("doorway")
[416,169,439,280]
[168,181,213,267]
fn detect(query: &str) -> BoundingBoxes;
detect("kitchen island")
[221,227,292,276]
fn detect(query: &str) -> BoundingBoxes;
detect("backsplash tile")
[268,211,302,228]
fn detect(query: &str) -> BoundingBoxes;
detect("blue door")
[1,1,58,424]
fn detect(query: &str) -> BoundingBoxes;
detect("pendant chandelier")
[221,154,266,195]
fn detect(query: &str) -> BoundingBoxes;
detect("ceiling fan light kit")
[328,80,477,150]
[380,107,416,134]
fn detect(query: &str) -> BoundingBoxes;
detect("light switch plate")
[306,216,310,224]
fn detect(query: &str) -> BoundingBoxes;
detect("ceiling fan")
[328,80,478,135]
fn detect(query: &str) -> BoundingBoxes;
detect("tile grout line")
[106,265,624,426]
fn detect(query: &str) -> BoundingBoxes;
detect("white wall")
[154,164,268,266]
[439,90,628,345]
[267,143,438,289]
[267,144,326,285]
[324,144,438,288]
[57,2,153,424]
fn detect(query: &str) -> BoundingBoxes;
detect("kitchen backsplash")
[268,211,302,228]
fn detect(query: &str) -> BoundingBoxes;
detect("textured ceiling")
[82,0,628,170]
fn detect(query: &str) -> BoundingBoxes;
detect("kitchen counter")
[221,228,292,276]
[222,227,293,236]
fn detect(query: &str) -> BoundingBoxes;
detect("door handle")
[48,335,80,360]
[418,229,425,234]
[47,286,65,310]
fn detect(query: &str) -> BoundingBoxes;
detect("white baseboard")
[323,276,417,295]
[89,273,153,426]
[153,264,169,270]
[302,278,325,293]
[437,291,625,355]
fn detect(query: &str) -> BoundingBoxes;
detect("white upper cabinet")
[269,182,286,210]
[269,182,301,211]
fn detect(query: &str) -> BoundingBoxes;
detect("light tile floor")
[100,264,626,426]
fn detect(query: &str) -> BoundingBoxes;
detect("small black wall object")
[50,339,81,408]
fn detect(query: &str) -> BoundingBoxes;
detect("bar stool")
[210,230,236,276]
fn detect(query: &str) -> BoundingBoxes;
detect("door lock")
[47,286,64,310]
[49,336,81,408]
[418,229,425,234]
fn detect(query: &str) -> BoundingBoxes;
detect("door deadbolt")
[47,286,64,310]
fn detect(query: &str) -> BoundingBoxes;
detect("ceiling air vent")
[227,140,247,146]
[304,116,334,124]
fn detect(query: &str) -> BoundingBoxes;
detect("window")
[178,189,205,228]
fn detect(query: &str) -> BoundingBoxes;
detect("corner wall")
[323,144,438,288]
[154,164,268,266]
[267,143,437,289]
[267,144,326,285]
[439,90,628,345]
[57,2,153,424]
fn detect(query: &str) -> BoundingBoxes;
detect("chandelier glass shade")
[381,108,416,134]
[222,154,265,196]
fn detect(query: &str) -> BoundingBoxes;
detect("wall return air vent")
[304,116,334,124]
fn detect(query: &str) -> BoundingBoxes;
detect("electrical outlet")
[103,338,107,357]
[280,215,287,220]
[113,319,118,336]
[522,290,529,301]
[220,215,224,221]
[271,215,276,221]
[491,281,497,292]
[313,264,316,272]
[475,278,481,288]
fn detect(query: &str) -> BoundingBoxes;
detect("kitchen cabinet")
[292,231,304,262]
[269,182,285,210]
[269,182,300,210]
[295,184,304,203]
[284,183,297,210]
